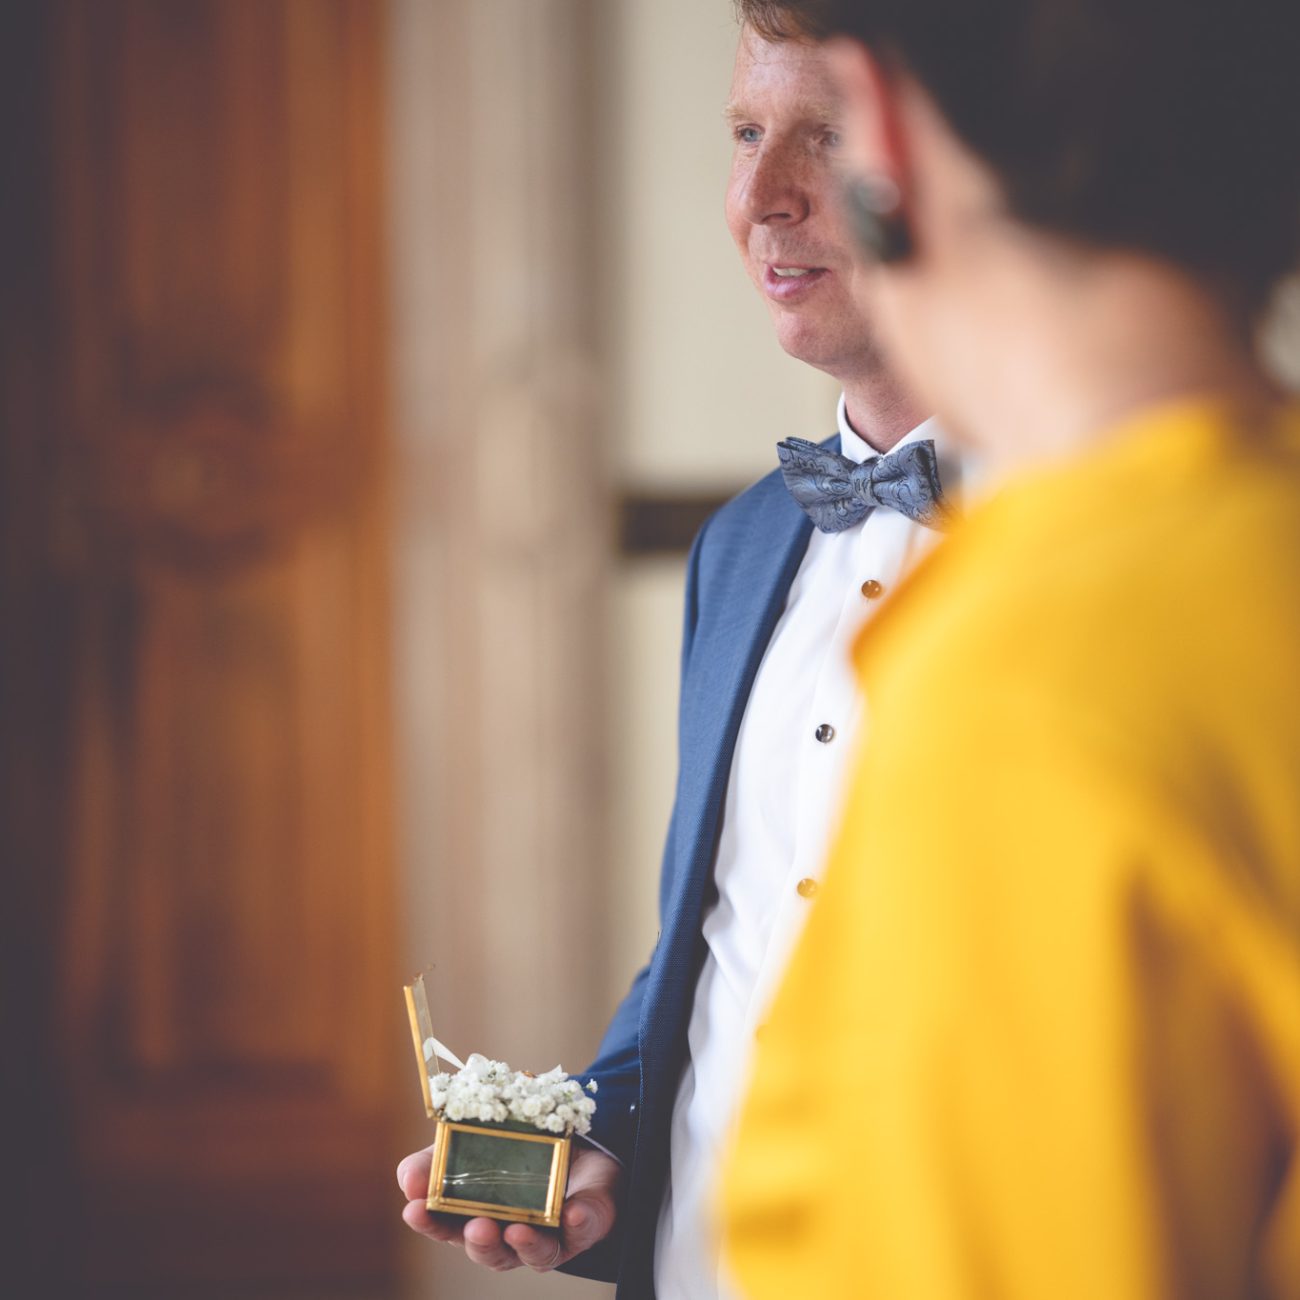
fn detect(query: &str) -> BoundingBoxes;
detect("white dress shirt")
[653,398,975,1300]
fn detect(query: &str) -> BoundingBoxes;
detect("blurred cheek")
[841,117,872,176]
[839,105,878,179]
[881,283,941,412]
[845,256,874,311]
[827,43,883,177]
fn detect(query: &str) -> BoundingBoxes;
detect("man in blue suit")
[398,4,973,1294]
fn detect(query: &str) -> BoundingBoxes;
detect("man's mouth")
[763,264,830,298]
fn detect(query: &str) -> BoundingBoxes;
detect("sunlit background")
[3,2,1296,1298]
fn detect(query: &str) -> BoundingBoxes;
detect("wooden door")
[2,1,399,1292]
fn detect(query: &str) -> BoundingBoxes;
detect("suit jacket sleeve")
[561,515,711,1283]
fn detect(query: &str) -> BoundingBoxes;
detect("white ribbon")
[422,1035,466,1073]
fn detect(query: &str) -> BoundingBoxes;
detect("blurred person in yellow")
[722,1,1300,1297]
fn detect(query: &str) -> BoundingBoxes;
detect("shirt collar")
[836,391,977,505]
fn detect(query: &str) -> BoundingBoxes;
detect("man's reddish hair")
[733,0,832,41]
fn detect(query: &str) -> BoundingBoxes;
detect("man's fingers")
[557,1147,622,1260]
[462,1217,522,1271]
[561,1188,616,1254]
[502,1223,564,1270]
[499,1182,617,1273]
[400,1201,466,1245]
[395,1147,434,1200]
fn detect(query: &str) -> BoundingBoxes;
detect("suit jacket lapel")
[664,471,814,940]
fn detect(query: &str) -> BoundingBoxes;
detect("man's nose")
[740,146,810,225]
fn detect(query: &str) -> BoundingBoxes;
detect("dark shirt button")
[815,723,836,743]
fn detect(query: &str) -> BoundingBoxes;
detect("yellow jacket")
[722,399,1300,1299]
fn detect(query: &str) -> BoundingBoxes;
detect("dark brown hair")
[814,0,1300,308]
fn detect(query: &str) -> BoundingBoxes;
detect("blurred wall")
[388,1,611,1296]
[1264,277,1300,392]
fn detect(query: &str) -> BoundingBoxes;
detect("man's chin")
[772,322,871,377]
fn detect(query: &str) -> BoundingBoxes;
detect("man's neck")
[841,370,927,453]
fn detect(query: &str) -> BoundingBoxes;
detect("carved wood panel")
[5,1,398,1290]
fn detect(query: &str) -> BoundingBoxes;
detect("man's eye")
[824,129,843,148]
[734,126,762,145]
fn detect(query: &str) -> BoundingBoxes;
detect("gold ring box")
[404,977,571,1228]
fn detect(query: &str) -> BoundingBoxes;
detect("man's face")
[725,28,879,380]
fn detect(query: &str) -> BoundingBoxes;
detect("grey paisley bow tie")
[776,436,954,533]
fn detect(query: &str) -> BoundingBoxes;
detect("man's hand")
[397,1143,622,1273]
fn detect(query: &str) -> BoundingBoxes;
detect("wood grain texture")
[4,1,399,1290]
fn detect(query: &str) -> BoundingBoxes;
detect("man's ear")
[826,38,911,206]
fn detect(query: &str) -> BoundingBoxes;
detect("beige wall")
[1264,277,1300,392]
[389,0,613,1294]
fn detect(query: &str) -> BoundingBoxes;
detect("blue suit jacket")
[564,456,819,1296]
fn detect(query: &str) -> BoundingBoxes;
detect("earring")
[841,173,913,264]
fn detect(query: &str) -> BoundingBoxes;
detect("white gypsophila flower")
[427,1055,597,1136]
